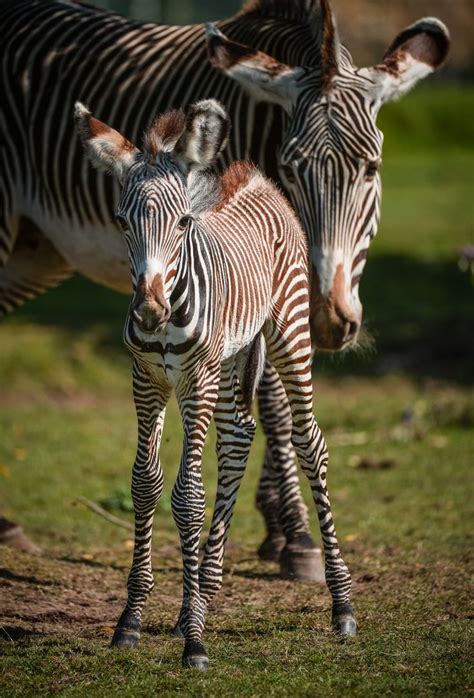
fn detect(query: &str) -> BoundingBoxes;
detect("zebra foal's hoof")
[182,640,209,671]
[332,603,357,638]
[279,543,325,583]
[257,533,286,563]
[110,610,141,648]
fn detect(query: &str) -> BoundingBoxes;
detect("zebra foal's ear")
[206,24,303,113]
[73,102,139,181]
[361,18,450,107]
[175,99,230,170]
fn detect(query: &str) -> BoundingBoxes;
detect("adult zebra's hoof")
[171,622,184,639]
[182,640,209,671]
[110,610,141,648]
[257,533,286,563]
[332,604,357,637]
[279,537,325,582]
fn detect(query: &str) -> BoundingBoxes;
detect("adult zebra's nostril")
[345,320,359,344]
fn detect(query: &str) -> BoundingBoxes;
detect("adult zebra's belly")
[31,212,132,294]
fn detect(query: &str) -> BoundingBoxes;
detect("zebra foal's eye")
[177,215,191,231]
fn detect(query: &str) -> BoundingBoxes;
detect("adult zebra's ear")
[73,102,139,181]
[361,18,450,108]
[206,24,304,113]
[175,99,231,171]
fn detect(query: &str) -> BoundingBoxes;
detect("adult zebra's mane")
[236,0,343,80]
[242,0,321,26]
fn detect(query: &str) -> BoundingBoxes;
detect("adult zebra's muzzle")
[310,263,361,351]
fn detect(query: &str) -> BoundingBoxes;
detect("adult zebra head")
[74,100,230,335]
[208,0,449,350]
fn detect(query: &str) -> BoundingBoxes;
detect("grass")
[0,381,472,695]
[0,86,473,695]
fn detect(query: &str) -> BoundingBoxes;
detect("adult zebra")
[0,0,449,575]
[74,97,356,669]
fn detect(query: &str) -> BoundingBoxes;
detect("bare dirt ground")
[1,540,471,645]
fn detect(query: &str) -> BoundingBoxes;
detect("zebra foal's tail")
[237,332,267,412]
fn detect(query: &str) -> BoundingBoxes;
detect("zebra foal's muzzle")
[131,273,171,334]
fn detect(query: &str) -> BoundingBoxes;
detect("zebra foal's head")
[208,0,449,350]
[74,100,229,335]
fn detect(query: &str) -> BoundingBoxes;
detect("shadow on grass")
[0,568,59,587]
[8,253,474,384]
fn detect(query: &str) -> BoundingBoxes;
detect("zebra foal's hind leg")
[112,361,170,649]
[199,371,256,605]
[172,365,221,671]
[265,324,357,637]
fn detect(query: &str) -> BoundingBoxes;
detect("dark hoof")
[257,534,286,563]
[332,604,357,637]
[171,622,184,639]
[111,610,141,648]
[279,543,325,582]
[182,640,209,671]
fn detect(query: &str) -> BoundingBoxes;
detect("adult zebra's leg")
[257,361,324,582]
[172,366,220,671]
[265,329,356,637]
[112,361,170,649]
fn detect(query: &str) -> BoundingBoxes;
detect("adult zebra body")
[0,0,449,574]
[74,97,356,670]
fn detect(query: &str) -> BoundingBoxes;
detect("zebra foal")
[75,98,356,670]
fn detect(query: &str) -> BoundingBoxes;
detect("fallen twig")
[75,496,134,531]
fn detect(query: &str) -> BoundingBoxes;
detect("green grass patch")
[0,378,472,695]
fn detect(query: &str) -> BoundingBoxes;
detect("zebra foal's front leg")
[172,366,220,671]
[112,361,171,649]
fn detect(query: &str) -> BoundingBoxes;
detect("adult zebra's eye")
[365,159,381,180]
[177,215,191,231]
[115,215,128,231]
[281,164,296,184]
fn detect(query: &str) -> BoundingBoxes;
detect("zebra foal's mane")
[140,112,266,219]
[143,110,187,157]
[190,162,263,219]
